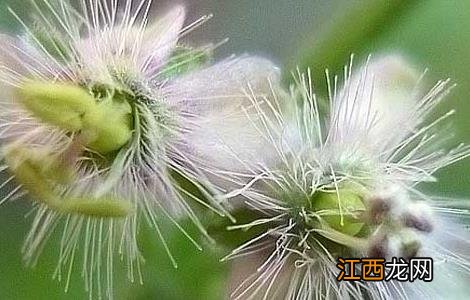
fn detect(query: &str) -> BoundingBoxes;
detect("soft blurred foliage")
[298,0,470,197]
[1,0,470,299]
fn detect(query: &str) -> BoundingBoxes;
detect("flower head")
[0,0,279,297]
[226,55,470,299]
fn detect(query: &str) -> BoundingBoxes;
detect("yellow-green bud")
[3,145,133,218]
[312,190,365,236]
[17,82,97,131]
[3,145,57,203]
[83,97,133,153]
[4,144,75,183]
[16,81,133,154]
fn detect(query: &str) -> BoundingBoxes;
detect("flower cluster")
[224,56,470,299]
[0,1,469,299]
[0,0,278,297]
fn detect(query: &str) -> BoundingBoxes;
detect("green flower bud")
[312,189,365,236]
[17,82,97,131]
[82,94,133,153]
[3,145,57,203]
[16,82,133,153]
[3,144,133,218]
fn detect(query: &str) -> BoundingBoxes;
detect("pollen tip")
[367,235,389,258]
[403,213,434,233]
[402,202,434,233]
[367,196,391,224]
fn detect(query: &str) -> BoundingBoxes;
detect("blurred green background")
[1,0,470,299]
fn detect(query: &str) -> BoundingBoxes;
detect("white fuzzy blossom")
[225,55,470,299]
[0,0,279,297]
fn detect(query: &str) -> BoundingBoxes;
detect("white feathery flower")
[225,55,470,299]
[0,0,279,297]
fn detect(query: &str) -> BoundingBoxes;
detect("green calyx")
[31,24,71,62]
[160,46,211,79]
[3,145,133,218]
[311,189,366,236]
[17,81,133,154]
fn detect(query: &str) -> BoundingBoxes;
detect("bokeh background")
[0,0,470,299]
